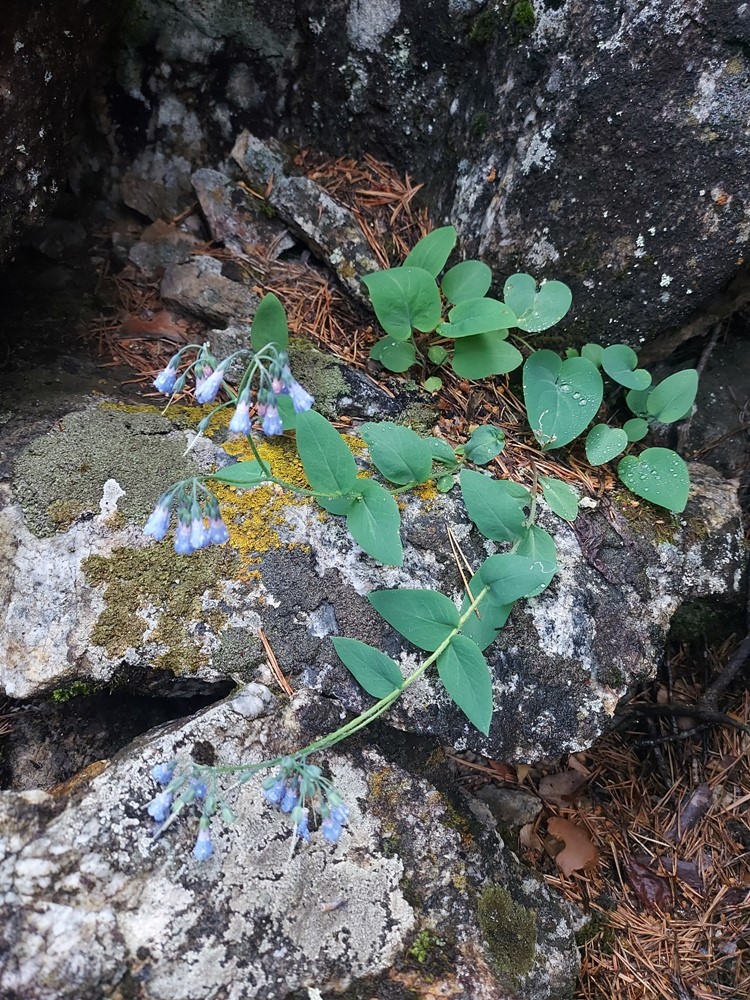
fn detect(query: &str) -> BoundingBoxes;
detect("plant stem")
[207,586,490,780]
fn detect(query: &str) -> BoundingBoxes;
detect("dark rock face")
[113,0,750,346]
[0,2,117,264]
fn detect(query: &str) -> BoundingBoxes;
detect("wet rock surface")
[0,691,580,1000]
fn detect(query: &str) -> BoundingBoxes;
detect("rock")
[111,0,750,346]
[476,786,543,830]
[0,366,745,763]
[128,219,200,278]
[231,132,382,304]
[191,167,294,260]
[0,691,580,999]
[0,3,116,264]
[160,254,260,324]
[119,150,195,222]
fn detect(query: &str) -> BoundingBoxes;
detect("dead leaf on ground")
[546,816,599,876]
[539,768,588,806]
[623,854,673,912]
[665,783,713,842]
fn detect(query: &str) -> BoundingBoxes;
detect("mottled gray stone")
[111,0,750,348]
[0,691,580,1000]
[161,254,260,324]
[0,370,744,763]
[0,3,116,264]
[231,131,382,304]
[191,167,294,260]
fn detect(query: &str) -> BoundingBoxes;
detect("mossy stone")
[477,885,537,978]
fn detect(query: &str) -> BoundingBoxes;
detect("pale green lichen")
[13,406,195,537]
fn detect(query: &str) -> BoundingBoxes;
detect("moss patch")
[83,542,232,674]
[477,885,537,978]
[13,406,196,537]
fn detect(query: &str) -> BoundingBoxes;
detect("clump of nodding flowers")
[145,341,314,556]
[147,754,350,860]
[144,348,348,857]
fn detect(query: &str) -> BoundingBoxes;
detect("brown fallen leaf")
[665,783,713,842]
[546,817,599,876]
[539,769,588,806]
[623,854,673,911]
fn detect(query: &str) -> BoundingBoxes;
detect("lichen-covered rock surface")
[0,2,117,263]
[111,0,750,345]
[0,364,745,763]
[0,691,580,1000]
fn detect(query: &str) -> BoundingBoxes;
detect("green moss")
[575,912,615,954]
[50,680,102,703]
[287,340,352,421]
[408,928,445,964]
[477,885,537,978]
[611,487,679,544]
[469,9,498,43]
[83,542,234,674]
[13,405,197,537]
[470,111,489,138]
[510,1,535,34]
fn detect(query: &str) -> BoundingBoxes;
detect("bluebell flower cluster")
[150,343,314,440]
[262,756,350,845]
[143,481,230,555]
[147,758,232,861]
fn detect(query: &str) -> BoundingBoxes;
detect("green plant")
[142,231,699,860]
[523,344,698,512]
[363,227,697,514]
[363,225,571,383]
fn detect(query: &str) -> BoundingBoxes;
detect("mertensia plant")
[364,225,698,514]
[141,226,698,858]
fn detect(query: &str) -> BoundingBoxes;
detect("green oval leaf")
[601,344,651,390]
[463,425,506,465]
[538,474,579,521]
[427,344,449,365]
[318,495,356,516]
[331,637,403,698]
[623,417,649,442]
[251,292,289,351]
[523,351,603,450]
[646,370,699,424]
[585,424,629,465]
[295,410,358,495]
[427,437,458,466]
[423,376,443,392]
[460,469,529,542]
[617,447,690,513]
[362,266,442,340]
[437,634,493,735]
[514,525,557,596]
[451,333,522,379]
[439,297,517,337]
[436,474,455,492]
[460,568,513,651]
[503,274,572,333]
[369,588,459,651]
[346,480,403,565]
[626,386,653,418]
[441,259,492,303]
[581,343,604,367]
[360,422,433,485]
[211,460,269,486]
[479,553,556,604]
[369,336,417,372]
[403,225,457,277]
